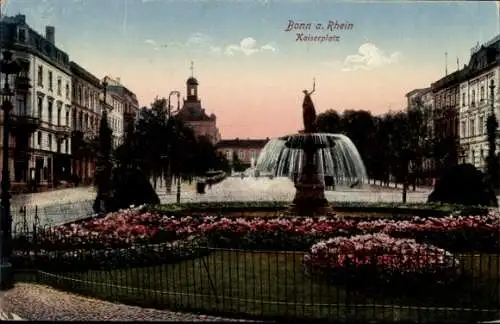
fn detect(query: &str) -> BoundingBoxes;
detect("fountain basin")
[256,133,367,187]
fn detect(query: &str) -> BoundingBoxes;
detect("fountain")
[255,81,367,215]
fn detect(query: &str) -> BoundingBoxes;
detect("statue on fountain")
[302,79,317,134]
[290,79,334,216]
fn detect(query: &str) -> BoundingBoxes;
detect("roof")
[177,106,215,121]
[187,77,199,85]
[217,138,270,149]
[431,69,466,92]
[405,88,429,98]
[70,62,102,88]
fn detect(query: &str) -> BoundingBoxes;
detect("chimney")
[16,15,26,24]
[45,26,55,44]
[116,77,121,84]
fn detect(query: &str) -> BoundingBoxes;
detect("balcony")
[10,115,41,134]
[83,129,97,143]
[55,125,70,140]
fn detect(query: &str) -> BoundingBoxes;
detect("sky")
[3,0,500,138]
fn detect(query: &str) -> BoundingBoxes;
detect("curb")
[0,311,24,320]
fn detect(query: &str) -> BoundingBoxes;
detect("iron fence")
[9,219,500,323]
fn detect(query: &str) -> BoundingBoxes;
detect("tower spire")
[445,51,448,76]
[190,61,194,77]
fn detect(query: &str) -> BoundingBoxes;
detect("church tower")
[186,61,199,102]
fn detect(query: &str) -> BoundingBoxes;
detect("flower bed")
[17,206,500,253]
[303,233,460,287]
[12,235,208,272]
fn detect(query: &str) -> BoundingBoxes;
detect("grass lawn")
[34,250,500,322]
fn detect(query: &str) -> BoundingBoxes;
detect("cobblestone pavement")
[2,283,265,322]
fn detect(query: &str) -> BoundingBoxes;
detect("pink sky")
[12,0,497,139]
[92,58,444,139]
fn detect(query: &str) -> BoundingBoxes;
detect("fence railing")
[11,200,95,228]
[9,220,500,323]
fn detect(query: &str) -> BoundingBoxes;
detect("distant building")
[102,76,126,148]
[216,138,269,167]
[459,34,500,171]
[70,62,102,184]
[430,68,465,172]
[103,76,139,132]
[177,72,221,145]
[0,14,72,189]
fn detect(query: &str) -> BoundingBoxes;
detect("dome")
[187,77,199,85]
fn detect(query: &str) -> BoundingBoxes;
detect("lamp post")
[0,50,21,291]
[167,90,181,203]
[97,79,110,214]
[491,79,496,115]
[487,79,498,188]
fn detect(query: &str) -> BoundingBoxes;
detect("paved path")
[7,177,436,227]
[2,283,262,322]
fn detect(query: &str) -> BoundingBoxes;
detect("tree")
[112,118,160,210]
[486,110,499,188]
[135,99,169,188]
[340,110,377,181]
[93,109,114,214]
[316,109,341,133]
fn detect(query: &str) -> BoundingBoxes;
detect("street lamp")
[490,79,496,114]
[0,50,22,291]
[166,91,181,203]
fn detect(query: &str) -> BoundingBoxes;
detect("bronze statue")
[302,79,317,133]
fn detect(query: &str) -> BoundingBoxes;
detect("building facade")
[0,15,72,190]
[430,69,464,172]
[104,76,139,132]
[216,138,269,169]
[103,76,125,148]
[177,76,221,145]
[70,62,102,184]
[459,35,500,171]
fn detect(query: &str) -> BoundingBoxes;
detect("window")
[37,131,41,146]
[65,139,69,154]
[65,83,70,99]
[72,110,76,129]
[37,96,43,118]
[462,93,466,107]
[238,150,245,160]
[470,118,475,137]
[48,134,52,150]
[479,116,484,135]
[471,150,475,165]
[47,100,53,124]
[78,86,82,103]
[461,121,466,138]
[48,71,53,91]
[57,105,61,126]
[18,28,26,43]
[79,111,83,130]
[471,89,476,107]
[65,109,69,126]
[226,150,232,160]
[57,78,62,95]
[37,66,43,86]
[480,86,485,102]
[190,88,195,96]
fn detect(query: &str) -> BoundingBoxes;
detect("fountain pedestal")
[288,139,335,216]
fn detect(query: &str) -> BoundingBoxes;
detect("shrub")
[303,233,460,288]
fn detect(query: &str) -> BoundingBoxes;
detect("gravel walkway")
[2,283,264,322]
